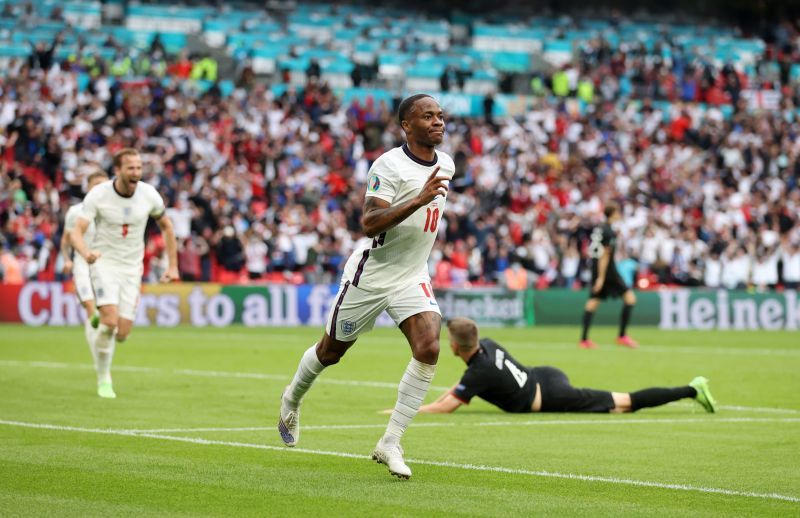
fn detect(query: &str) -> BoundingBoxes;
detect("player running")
[278,94,455,480]
[61,169,108,373]
[580,202,639,349]
[70,148,178,398]
[416,317,717,415]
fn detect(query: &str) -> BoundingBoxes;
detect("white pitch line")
[88,331,800,358]
[717,404,800,415]
[0,419,797,504]
[122,417,800,434]
[0,360,443,391]
[3,359,800,415]
[198,332,800,357]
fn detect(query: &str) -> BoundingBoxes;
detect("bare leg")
[116,317,133,342]
[610,392,632,413]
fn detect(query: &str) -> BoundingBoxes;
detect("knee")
[413,336,440,364]
[116,329,129,342]
[317,349,342,367]
[316,338,347,367]
[99,315,118,330]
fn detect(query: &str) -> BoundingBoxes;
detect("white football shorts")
[72,257,95,303]
[325,279,441,342]
[90,263,142,321]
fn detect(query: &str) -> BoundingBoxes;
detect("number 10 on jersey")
[423,208,439,233]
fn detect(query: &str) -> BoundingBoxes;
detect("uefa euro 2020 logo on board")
[368,175,380,192]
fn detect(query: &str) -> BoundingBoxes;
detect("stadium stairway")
[186,33,238,81]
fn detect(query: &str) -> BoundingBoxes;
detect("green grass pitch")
[1,324,798,516]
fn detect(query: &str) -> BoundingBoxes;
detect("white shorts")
[326,280,441,342]
[72,258,95,303]
[90,264,142,321]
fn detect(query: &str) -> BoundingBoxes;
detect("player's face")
[448,332,459,356]
[115,154,143,190]
[405,98,445,146]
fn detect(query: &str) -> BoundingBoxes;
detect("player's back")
[589,223,617,271]
[342,145,456,292]
[462,338,536,413]
[80,180,165,271]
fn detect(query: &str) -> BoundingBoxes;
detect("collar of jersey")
[112,178,136,198]
[402,144,438,167]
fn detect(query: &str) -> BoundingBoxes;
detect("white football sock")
[382,358,436,447]
[84,319,98,368]
[94,323,117,385]
[284,344,325,409]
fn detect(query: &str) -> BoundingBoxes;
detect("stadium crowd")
[1,19,800,291]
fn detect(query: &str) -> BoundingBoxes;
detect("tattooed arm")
[361,166,449,237]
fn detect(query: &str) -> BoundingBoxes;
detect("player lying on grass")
[412,317,717,414]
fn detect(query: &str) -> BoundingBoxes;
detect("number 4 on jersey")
[505,360,528,388]
[494,348,528,388]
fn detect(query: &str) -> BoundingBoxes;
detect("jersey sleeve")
[437,151,457,179]
[148,186,166,219]
[364,156,398,203]
[64,207,77,231]
[79,191,98,224]
[451,367,489,404]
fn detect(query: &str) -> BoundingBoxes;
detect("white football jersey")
[78,179,166,271]
[64,202,96,269]
[342,144,455,291]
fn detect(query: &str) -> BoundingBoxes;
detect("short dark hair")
[397,94,432,125]
[604,202,620,219]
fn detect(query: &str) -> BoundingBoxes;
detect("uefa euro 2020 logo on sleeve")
[368,175,381,193]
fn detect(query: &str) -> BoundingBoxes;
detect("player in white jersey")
[279,95,455,479]
[60,169,108,372]
[70,148,179,399]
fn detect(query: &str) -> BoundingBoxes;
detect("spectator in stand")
[1,13,799,291]
[503,261,528,290]
[245,228,268,280]
[782,242,800,289]
[216,226,245,277]
[0,245,23,284]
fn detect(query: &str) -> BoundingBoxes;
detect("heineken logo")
[659,290,800,330]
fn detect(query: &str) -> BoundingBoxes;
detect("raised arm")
[155,213,179,282]
[361,166,449,238]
